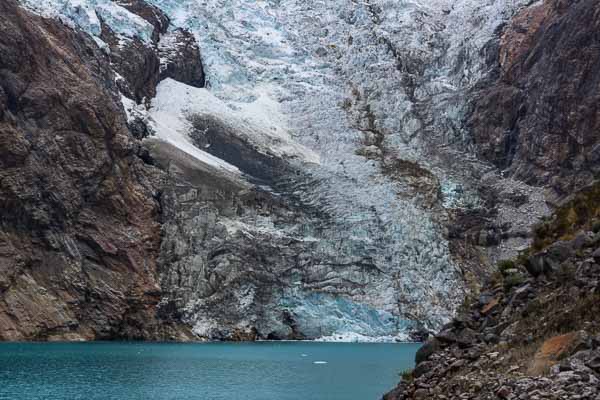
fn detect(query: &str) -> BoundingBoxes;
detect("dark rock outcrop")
[470,0,600,194]
[158,29,205,88]
[100,2,204,104]
[0,0,190,340]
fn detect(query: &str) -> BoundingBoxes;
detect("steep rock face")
[0,0,190,340]
[470,0,600,194]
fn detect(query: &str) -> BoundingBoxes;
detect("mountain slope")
[2,0,598,344]
[386,0,600,397]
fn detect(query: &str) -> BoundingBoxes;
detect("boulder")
[586,351,600,373]
[413,361,435,378]
[526,241,574,276]
[415,338,441,364]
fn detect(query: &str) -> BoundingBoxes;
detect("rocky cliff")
[1,0,598,345]
[0,0,174,340]
[0,0,205,340]
[470,0,600,195]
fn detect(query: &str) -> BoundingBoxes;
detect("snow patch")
[150,79,319,166]
[148,80,241,174]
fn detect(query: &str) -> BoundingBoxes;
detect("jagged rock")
[496,386,512,399]
[413,361,434,378]
[592,248,600,263]
[586,352,600,373]
[158,28,205,88]
[526,241,574,276]
[571,232,593,250]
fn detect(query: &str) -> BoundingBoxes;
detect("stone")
[571,232,593,250]
[415,338,442,364]
[496,385,512,399]
[481,298,500,315]
[592,248,600,263]
[586,352,600,373]
[413,361,435,378]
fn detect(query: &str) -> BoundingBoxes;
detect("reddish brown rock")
[0,0,189,340]
[470,0,600,194]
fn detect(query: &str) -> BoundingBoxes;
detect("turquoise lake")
[0,342,419,400]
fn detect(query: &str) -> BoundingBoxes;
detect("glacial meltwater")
[0,342,419,400]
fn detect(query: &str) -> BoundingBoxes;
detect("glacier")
[20,0,534,340]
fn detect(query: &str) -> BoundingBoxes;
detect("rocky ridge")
[385,183,600,399]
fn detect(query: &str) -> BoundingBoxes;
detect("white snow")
[147,80,241,173]
[149,78,319,166]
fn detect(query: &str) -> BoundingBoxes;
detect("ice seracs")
[19,0,534,341]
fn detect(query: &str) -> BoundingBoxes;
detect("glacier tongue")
[21,0,530,340]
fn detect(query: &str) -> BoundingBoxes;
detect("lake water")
[0,342,419,400]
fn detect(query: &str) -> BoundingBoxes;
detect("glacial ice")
[21,0,155,43]
[21,0,531,340]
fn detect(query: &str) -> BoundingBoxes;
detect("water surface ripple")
[0,342,419,400]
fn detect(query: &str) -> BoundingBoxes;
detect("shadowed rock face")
[470,0,600,194]
[159,29,206,89]
[100,2,204,104]
[0,0,191,340]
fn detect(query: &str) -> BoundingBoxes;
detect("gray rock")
[415,339,442,364]
[413,361,435,378]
